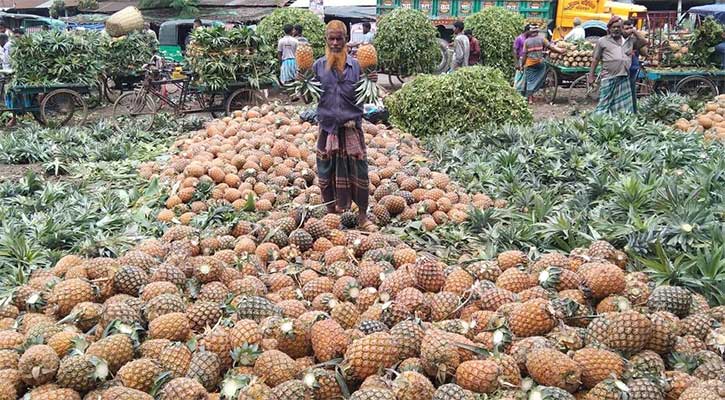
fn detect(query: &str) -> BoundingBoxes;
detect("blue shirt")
[313,55,363,134]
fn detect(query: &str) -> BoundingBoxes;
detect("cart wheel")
[675,76,718,101]
[113,91,157,131]
[568,75,600,105]
[102,75,121,103]
[536,67,558,104]
[226,89,265,115]
[40,89,88,127]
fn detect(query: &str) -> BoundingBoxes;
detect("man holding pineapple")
[307,20,378,230]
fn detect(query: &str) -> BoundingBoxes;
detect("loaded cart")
[1,72,91,127]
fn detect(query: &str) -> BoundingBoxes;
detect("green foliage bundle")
[102,31,158,78]
[9,30,104,88]
[466,7,525,79]
[385,66,532,137]
[424,114,725,303]
[257,8,326,59]
[685,17,725,67]
[374,8,440,76]
[186,26,277,91]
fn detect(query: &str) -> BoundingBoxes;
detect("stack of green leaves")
[9,30,104,88]
[385,66,532,138]
[102,31,158,78]
[185,26,277,92]
[256,7,326,60]
[684,17,724,67]
[466,7,526,80]
[374,8,441,76]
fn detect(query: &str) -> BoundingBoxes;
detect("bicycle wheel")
[534,66,558,104]
[675,76,718,101]
[225,89,265,115]
[113,91,157,131]
[40,89,88,127]
[568,75,600,105]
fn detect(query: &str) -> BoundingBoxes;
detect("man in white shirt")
[278,24,299,84]
[451,20,469,71]
[0,34,10,70]
[565,18,586,42]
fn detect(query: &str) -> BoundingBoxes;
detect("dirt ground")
[0,163,43,180]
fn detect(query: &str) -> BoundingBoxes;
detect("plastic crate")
[480,0,496,8]
[399,0,415,9]
[503,1,520,12]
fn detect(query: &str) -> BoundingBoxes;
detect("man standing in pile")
[312,20,377,231]
[278,24,299,84]
[451,21,469,71]
[513,24,532,93]
[588,16,645,114]
[293,24,308,45]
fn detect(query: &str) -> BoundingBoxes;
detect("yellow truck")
[377,0,647,40]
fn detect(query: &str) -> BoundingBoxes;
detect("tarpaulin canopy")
[290,0,376,20]
[689,4,725,24]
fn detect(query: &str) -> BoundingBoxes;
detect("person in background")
[520,25,563,103]
[451,21,469,71]
[294,24,308,45]
[513,24,532,94]
[565,17,585,42]
[144,22,157,40]
[0,23,9,36]
[589,16,646,114]
[465,29,480,65]
[184,18,202,49]
[348,22,374,53]
[278,24,299,84]
[312,20,378,231]
[0,34,9,70]
[623,19,647,113]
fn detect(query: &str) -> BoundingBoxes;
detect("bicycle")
[113,57,263,130]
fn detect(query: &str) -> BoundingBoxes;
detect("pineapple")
[102,386,155,399]
[455,359,501,394]
[49,279,95,318]
[349,388,396,400]
[392,370,435,399]
[508,298,556,337]
[85,333,135,373]
[526,348,582,393]
[185,349,221,391]
[18,344,60,386]
[186,301,223,332]
[355,44,381,106]
[647,286,692,317]
[627,379,665,400]
[56,354,108,392]
[605,311,653,354]
[158,342,192,378]
[117,358,162,393]
[272,379,314,399]
[112,265,148,296]
[343,332,399,381]
[572,347,625,389]
[310,318,347,362]
[291,44,322,103]
[148,312,191,341]
[234,296,282,322]
[157,377,209,400]
[253,349,298,387]
[289,229,314,252]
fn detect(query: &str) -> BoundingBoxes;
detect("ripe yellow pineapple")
[295,44,314,72]
[355,44,381,106]
[290,44,321,103]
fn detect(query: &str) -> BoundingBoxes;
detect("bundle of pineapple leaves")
[185,26,277,92]
[385,66,532,138]
[374,8,441,76]
[421,112,724,304]
[684,17,724,67]
[466,7,526,80]
[9,30,104,88]
[102,31,158,78]
[256,7,326,61]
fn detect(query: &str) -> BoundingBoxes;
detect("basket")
[105,6,144,38]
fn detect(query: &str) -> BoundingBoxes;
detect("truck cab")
[552,0,647,40]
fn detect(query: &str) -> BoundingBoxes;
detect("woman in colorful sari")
[520,25,563,103]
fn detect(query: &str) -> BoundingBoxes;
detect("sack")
[299,108,318,123]
[105,7,144,38]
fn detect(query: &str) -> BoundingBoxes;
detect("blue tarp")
[66,22,105,31]
[689,4,725,24]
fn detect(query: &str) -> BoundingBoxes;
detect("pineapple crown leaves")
[333,364,352,399]
[149,370,174,398]
[87,355,110,382]
[69,335,90,355]
[231,343,262,367]
[537,267,563,289]
[102,319,144,343]
[220,372,255,399]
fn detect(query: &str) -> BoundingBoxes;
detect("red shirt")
[468,36,481,65]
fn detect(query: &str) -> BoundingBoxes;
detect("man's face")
[326,30,345,53]
[623,24,634,38]
[610,21,623,37]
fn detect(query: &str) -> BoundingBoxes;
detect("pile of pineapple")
[549,41,594,68]
[142,105,501,231]
[674,94,725,141]
[0,107,722,400]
